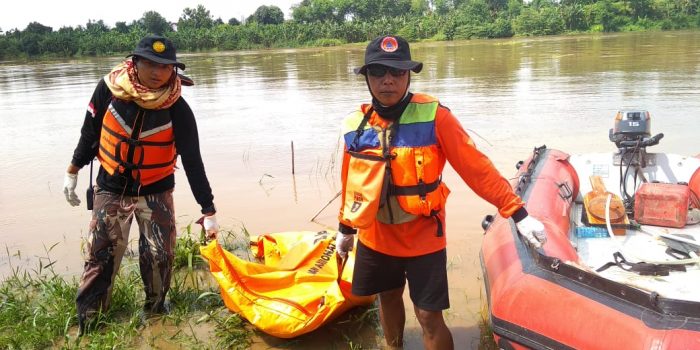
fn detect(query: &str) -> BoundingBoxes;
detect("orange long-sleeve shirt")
[340,102,524,257]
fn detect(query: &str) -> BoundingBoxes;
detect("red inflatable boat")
[481,111,700,349]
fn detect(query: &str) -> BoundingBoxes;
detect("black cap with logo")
[127,35,185,70]
[354,35,423,75]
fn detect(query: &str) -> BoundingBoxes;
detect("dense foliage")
[1,0,698,59]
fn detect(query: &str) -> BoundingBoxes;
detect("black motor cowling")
[609,110,663,150]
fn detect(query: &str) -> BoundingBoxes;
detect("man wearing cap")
[63,34,219,334]
[335,35,546,349]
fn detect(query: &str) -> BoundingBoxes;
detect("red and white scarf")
[104,61,181,110]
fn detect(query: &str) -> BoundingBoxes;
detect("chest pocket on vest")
[341,148,391,229]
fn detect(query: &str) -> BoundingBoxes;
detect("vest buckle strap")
[430,209,443,237]
[124,138,142,146]
[388,179,440,197]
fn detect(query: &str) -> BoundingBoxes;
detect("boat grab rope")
[515,145,547,196]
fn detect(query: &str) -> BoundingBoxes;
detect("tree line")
[1,0,698,59]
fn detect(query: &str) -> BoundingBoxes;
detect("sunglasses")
[366,65,408,77]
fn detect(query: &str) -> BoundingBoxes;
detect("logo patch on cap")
[152,41,166,53]
[380,37,399,53]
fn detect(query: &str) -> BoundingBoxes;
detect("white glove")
[203,214,219,240]
[515,215,546,248]
[63,172,81,207]
[335,233,355,259]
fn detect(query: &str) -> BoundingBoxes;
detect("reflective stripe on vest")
[97,102,177,186]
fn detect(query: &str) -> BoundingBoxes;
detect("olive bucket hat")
[127,35,186,70]
[354,35,423,75]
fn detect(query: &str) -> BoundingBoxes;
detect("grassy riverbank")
[0,224,388,349]
[0,221,498,349]
[0,225,253,349]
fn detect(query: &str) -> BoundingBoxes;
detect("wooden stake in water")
[291,141,295,174]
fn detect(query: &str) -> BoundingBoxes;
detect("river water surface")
[1,31,699,349]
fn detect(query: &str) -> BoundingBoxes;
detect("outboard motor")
[609,110,650,145]
[609,110,663,167]
[609,110,665,215]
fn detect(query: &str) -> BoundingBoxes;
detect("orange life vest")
[339,93,450,232]
[97,101,177,187]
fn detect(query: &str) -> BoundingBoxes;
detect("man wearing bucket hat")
[335,35,546,349]
[63,34,219,334]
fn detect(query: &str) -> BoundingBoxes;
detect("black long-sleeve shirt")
[71,79,215,212]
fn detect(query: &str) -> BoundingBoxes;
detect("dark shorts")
[351,240,449,311]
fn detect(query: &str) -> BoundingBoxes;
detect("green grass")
[478,288,498,350]
[0,227,252,349]
[5,223,500,349]
[0,223,383,349]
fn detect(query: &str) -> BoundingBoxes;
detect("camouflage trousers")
[76,186,176,321]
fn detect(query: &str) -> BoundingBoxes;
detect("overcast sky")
[0,0,301,31]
